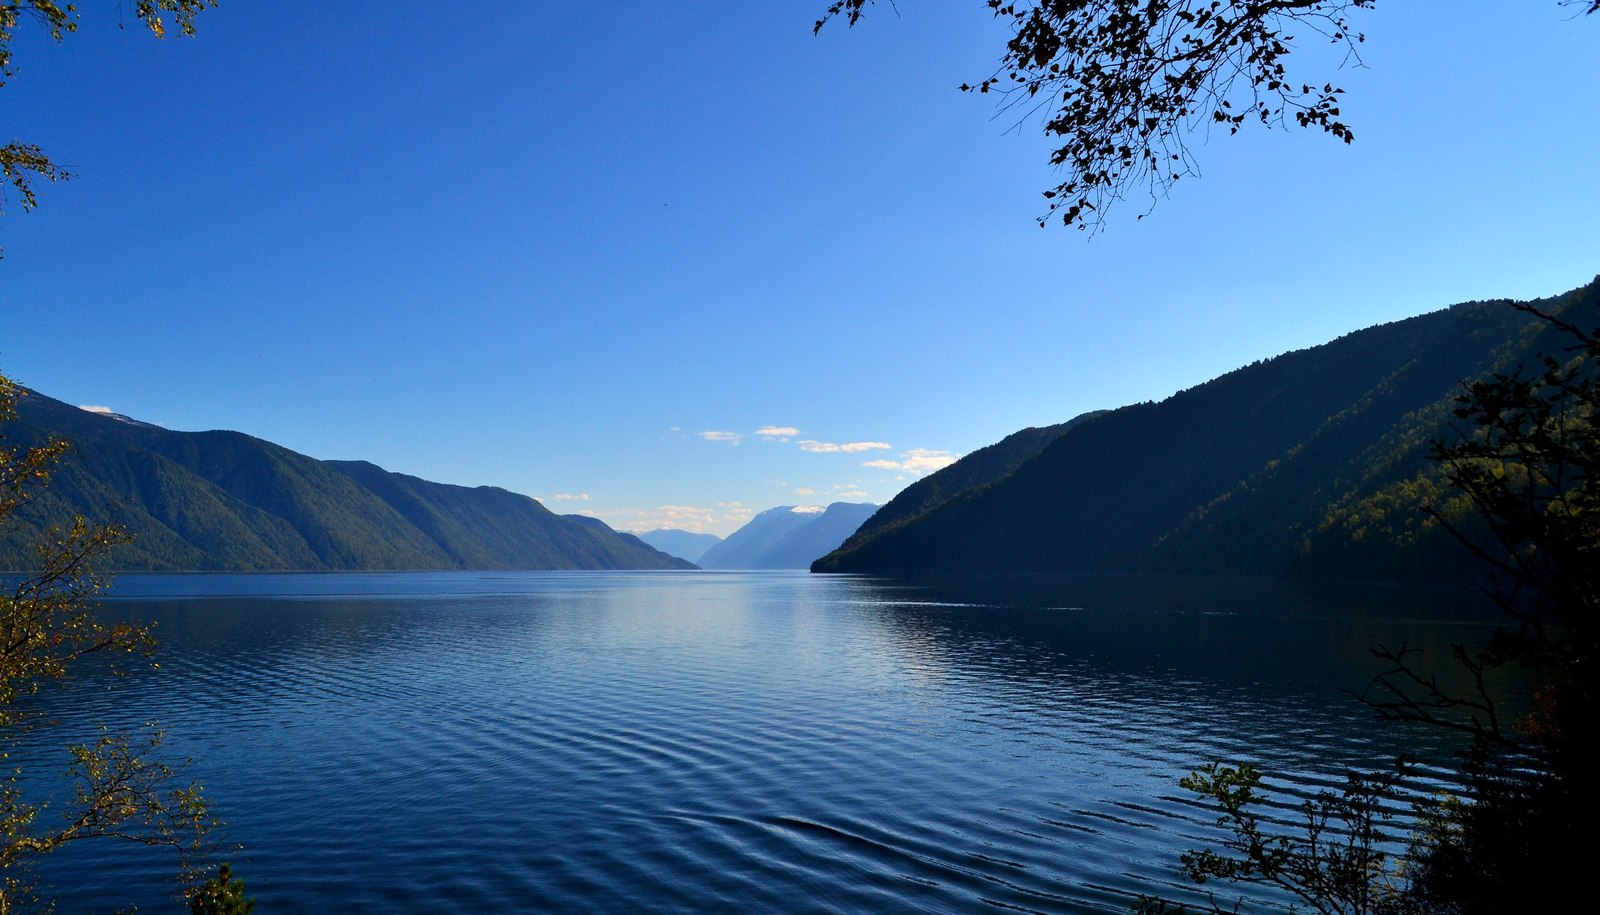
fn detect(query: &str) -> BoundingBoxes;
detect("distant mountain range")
[635,529,723,564]
[1,389,692,572]
[15,278,1594,579]
[699,503,878,569]
[815,278,1600,583]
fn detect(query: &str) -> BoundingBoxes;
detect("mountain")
[699,503,878,569]
[635,528,723,564]
[844,411,1106,547]
[814,279,1600,583]
[0,389,693,572]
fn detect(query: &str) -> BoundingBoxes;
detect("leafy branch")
[0,0,218,252]
[1135,760,1423,915]
[1,374,221,909]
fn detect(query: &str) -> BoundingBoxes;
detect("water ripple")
[21,571,1489,913]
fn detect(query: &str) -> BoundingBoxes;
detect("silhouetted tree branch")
[1135,760,1424,915]
[1360,298,1597,910]
[1146,296,1598,912]
[819,2,1595,232]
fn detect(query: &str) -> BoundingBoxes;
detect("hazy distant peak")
[699,501,879,569]
[635,528,723,564]
[76,404,163,429]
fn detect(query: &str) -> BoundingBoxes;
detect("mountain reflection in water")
[30,571,1498,913]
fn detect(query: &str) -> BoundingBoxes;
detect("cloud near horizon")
[797,440,891,454]
[863,448,960,476]
[699,430,742,444]
[588,501,755,535]
[551,493,590,502]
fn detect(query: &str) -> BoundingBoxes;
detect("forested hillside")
[815,279,1600,583]
[0,391,692,571]
[843,412,1105,546]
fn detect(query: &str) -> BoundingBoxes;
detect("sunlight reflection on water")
[28,571,1494,913]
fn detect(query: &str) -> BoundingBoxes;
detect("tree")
[0,1,217,254]
[1133,761,1422,915]
[1363,300,1597,913]
[1,371,217,911]
[817,1,1597,232]
[1139,298,1598,913]
[189,862,254,915]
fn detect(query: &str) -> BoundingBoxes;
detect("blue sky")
[3,1,1596,535]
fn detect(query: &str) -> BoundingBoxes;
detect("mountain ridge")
[636,529,724,564]
[700,502,877,569]
[814,280,1600,582]
[0,389,692,572]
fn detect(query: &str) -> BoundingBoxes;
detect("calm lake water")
[26,571,1501,913]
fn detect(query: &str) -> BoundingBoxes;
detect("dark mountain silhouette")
[844,411,1106,549]
[699,502,878,569]
[0,389,692,571]
[636,529,723,564]
[815,279,1600,583]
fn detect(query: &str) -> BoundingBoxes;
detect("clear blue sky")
[3,2,1595,535]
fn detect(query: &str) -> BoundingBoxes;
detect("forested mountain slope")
[815,279,1600,582]
[0,391,692,571]
[842,411,1105,548]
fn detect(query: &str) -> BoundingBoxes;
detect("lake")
[25,571,1500,913]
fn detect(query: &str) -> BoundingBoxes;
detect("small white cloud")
[717,501,755,524]
[862,448,960,477]
[699,430,742,444]
[756,425,799,441]
[793,487,815,496]
[552,493,591,502]
[798,440,891,454]
[901,448,959,474]
[835,488,869,498]
[593,501,753,535]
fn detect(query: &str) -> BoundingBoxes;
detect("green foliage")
[1364,302,1598,912]
[0,0,218,251]
[1136,761,1421,915]
[1368,301,1598,750]
[834,413,1102,554]
[1427,303,1599,637]
[1,371,218,910]
[1143,300,1599,914]
[189,863,254,915]
[818,281,1600,581]
[0,387,693,572]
